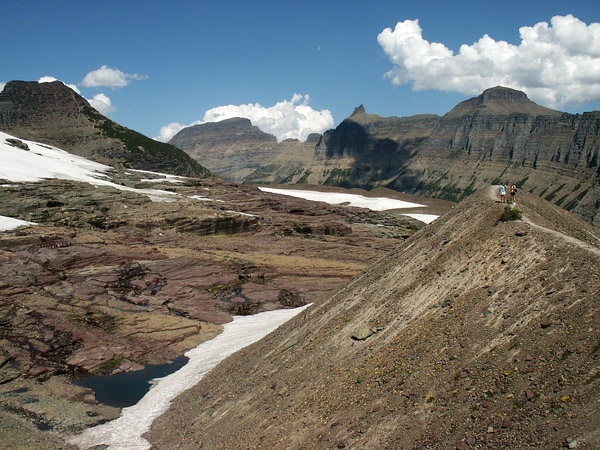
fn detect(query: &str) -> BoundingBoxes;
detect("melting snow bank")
[402,213,439,224]
[259,187,425,211]
[258,187,439,223]
[0,131,177,203]
[68,305,311,450]
[0,215,36,231]
[128,169,189,184]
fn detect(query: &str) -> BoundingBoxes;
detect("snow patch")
[259,187,424,211]
[188,195,214,201]
[0,132,178,202]
[402,213,439,224]
[258,187,439,223]
[68,305,310,450]
[130,169,189,184]
[226,210,258,217]
[0,215,36,232]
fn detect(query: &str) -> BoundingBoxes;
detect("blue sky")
[1,0,599,142]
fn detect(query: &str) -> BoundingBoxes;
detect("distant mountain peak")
[351,104,366,116]
[0,80,211,178]
[445,85,561,118]
[481,86,530,102]
[0,80,90,118]
[170,117,277,143]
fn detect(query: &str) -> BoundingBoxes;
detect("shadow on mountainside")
[319,120,423,189]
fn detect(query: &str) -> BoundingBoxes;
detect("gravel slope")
[148,189,600,450]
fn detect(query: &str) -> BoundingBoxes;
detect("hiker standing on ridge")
[499,183,506,203]
[510,183,517,205]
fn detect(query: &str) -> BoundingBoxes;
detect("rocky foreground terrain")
[0,167,442,449]
[148,188,600,450]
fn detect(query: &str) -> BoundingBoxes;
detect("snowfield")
[0,215,36,232]
[0,132,181,231]
[402,213,439,224]
[0,131,178,202]
[258,187,439,223]
[0,131,111,183]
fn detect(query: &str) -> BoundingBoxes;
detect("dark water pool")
[72,356,189,408]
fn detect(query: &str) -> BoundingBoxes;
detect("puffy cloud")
[155,121,195,143]
[0,82,5,93]
[155,94,334,143]
[81,65,148,88]
[378,15,600,108]
[38,76,81,94]
[88,93,115,115]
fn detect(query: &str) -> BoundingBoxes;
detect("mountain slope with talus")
[0,80,211,178]
[149,188,600,449]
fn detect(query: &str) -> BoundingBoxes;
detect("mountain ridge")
[149,188,600,449]
[0,80,211,178]
[170,86,600,225]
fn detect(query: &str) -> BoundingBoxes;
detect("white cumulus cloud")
[155,121,195,143]
[0,82,5,92]
[88,93,115,115]
[38,76,81,94]
[378,14,600,108]
[81,65,148,88]
[155,94,334,143]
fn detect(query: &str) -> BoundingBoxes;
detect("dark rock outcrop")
[0,80,211,178]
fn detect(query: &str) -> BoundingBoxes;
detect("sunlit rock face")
[169,117,319,183]
[171,87,600,225]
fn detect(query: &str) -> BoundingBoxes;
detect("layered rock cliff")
[170,117,318,182]
[0,81,211,178]
[294,88,600,225]
[170,87,600,225]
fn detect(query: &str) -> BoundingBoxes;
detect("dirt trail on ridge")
[149,188,600,450]
[489,185,600,257]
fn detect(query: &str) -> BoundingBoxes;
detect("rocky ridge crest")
[149,188,600,450]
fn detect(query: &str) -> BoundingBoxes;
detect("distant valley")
[170,86,600,225]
